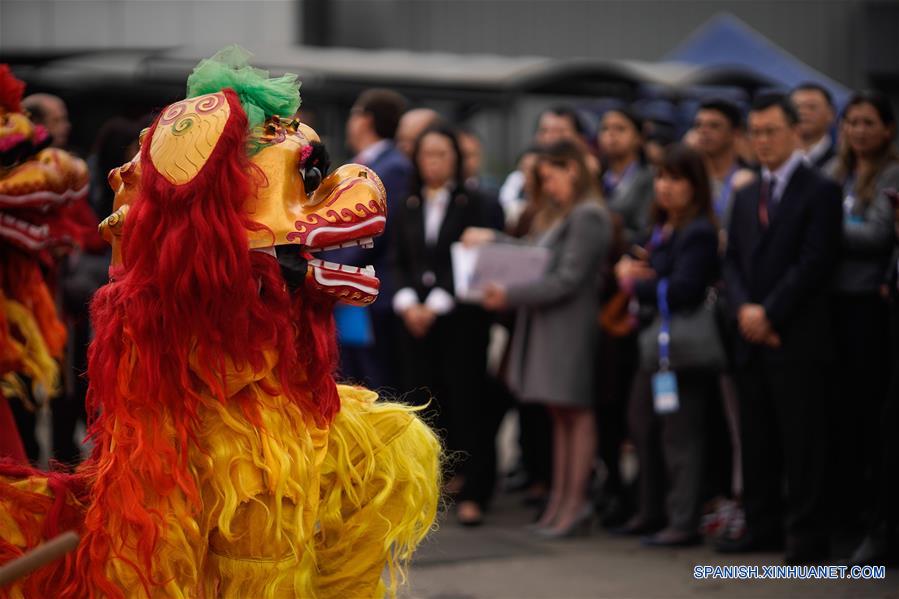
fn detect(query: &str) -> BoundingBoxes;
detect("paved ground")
[400,493,899,599]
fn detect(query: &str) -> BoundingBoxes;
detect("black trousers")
[629,369,717,533]
[736,356,830,552]
[53,313,91,466]
[867,297,899,536]
[595,333,638,495]
[871,352,899,534]
[397,307,494,505]
[830,293,890,534]
[338,308,399,393]
[457,374,513,507]
[518,402,553,490]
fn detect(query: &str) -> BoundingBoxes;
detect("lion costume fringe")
[0,47,441,599]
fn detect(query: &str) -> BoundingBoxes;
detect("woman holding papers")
[614,144,721,547]
[463,140,612,538]
[391,124,499,526]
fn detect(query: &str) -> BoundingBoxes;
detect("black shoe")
[850,528,891,567]
[610,516,665,536]
[503,465,531,493]
[599,494,632,529]
[784,548,829,565]
[641,528,703,547]
[522,492,548,509]
[784,535,830,565]
[715,533,783,554]
[456,501,484,527]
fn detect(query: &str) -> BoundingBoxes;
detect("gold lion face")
[0,105,89,253]
[101,94,387,306]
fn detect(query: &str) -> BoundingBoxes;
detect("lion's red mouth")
[0,211,77,253]
[303,230,381,305]
[0,213,51,250]
[292,165,387,306]
[306,257,380,303]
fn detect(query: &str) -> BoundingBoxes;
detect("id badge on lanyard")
[652,371,680,414]
[652,278,680,414]
[843,177,864,224]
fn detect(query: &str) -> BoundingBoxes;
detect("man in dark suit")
[325,89,412,390]
[791,83,837,171]
[718,94,843,564]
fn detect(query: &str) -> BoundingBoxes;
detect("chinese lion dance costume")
[0,64,93,463]
[0,47,441,598]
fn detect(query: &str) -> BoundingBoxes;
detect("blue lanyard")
[657,277,671,371]
[714,166,738,219]
[647,225,665,252]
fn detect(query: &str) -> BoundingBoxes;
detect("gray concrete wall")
[0,0,297,50]
[326,0,867,89]
[0,0,875,89]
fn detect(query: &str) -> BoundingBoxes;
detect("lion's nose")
[107,167,122,191]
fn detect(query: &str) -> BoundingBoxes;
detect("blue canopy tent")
[666,13,851,109]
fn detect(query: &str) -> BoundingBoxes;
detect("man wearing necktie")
[327,89,412,391]
[719,94,842,564]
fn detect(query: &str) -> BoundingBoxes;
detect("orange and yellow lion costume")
[0,47,440,599]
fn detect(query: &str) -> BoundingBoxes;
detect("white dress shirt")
[392,185,456,316]
[762,150,804,205]
[803,135,832,167]
[422,185,451,246]
[353,139,390,166]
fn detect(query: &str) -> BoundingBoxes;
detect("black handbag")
[638,283,727,372]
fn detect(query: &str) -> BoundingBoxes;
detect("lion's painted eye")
[302,166,322,194]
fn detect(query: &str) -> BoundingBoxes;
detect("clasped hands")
[613,255,781,349]
[402,304,437,339]
[738,304,781,348]
[614,255,656,284]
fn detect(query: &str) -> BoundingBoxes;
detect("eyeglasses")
[748,126,788,139]
[693,119,726,131]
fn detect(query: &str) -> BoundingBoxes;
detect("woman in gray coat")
[827,91,899,532]
[463,140,612,538]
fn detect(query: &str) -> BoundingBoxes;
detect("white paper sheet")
[451,241,550,303]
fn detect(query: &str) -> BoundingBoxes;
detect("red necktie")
[758,176,776,228]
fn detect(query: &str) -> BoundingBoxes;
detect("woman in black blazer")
[391,124,498,525]
[614,144,721,546]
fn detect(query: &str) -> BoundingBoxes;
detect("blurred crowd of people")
[11,79,899,569]
[325,83,899,568]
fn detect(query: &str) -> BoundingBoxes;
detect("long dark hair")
[650,143,716,228]
[598,107,647,174]
[835,90,898,205]
[408,124,466,194]
[531,140,601,232]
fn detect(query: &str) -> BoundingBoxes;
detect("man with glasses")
[719,93,842,564]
